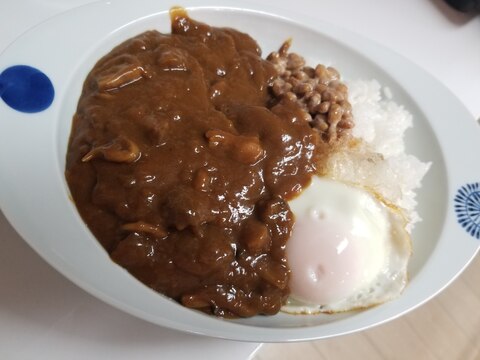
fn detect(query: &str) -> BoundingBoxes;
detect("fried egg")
[282,177,411,314]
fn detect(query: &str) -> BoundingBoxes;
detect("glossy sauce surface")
[66,10,317,317]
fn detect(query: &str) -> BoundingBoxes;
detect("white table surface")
[1,0,478,359]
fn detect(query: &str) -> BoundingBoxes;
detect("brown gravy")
[66,8,318,317]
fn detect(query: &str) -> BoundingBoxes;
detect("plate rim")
[0,0,479,342]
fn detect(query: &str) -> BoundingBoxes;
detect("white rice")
[325,79,431,232]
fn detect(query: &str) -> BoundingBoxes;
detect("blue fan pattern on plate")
[454,182,480,239]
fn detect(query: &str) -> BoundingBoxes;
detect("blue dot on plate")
[0,65,54,113]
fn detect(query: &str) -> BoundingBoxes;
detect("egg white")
[282,177,411,314]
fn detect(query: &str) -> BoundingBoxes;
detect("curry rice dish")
[65,8,417,318]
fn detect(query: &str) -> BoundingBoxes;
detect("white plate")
[0,0,479,342]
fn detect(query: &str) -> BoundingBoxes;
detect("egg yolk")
[287,214,367,304]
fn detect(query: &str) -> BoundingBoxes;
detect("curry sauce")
[66,9,318,317]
